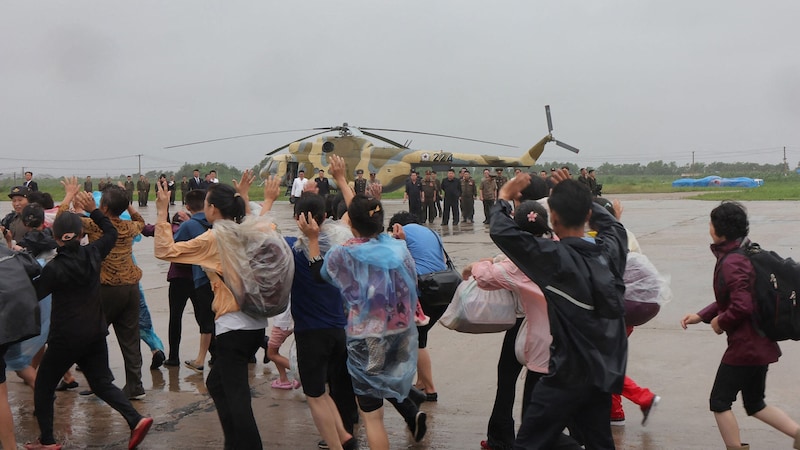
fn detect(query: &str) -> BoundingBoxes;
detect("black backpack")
[732,242,800,341]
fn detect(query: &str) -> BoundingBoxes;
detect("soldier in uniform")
[460,170,477,223]
[479,168,497,225]
[353,169,368,195]
[84,176,93,192]
[180,176,189,204]
[367,172,382,201]
[494,168,508,193]
[137,175,148,206]
[124,175,135,204]
[98,178,108,191]
[432,170,442,218]
[421,172,437,224]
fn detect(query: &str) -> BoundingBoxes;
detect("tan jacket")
[154,222,239,319]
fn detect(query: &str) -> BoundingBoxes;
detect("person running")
[154,172,286,450]
[299,156,426,450]
[681,201,800,450]
[28,191,152,450]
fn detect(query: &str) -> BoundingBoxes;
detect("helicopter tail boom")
[519,135,554,166]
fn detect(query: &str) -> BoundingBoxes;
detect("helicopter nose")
[259,158,278,179]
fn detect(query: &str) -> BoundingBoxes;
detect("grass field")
[2,174,798,203]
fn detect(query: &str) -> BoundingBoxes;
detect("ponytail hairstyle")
[347,194,384,238]
[206,183,246,224]
[513,200,552,238]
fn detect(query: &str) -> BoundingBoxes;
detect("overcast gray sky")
[2,1,800,178]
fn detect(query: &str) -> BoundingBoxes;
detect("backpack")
[734,242,800,341]
[213,216,294,319]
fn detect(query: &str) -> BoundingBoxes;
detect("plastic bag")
[440,278,518,333]
[214,215,294,319]
[623,252,672,326]
[346,328,418,400]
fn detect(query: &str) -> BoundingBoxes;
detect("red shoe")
[480,440,493,450]
[24,440,62,450]
[129,417,154,449]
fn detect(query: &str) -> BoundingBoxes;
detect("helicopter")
[165,105,581,193]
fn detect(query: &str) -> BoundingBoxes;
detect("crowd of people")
[2,162,799,450]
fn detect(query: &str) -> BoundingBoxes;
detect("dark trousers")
[206,328,265,450]
[487,318,542,449]
[34,339,142,445]
[138,191,147,206]
[422,200,436,224]
[409,199,422,222]
[461,197,475,221]
[167,279,215,361]
[442,197,459,224]
[483,199,495,223]
[515,381,613,450]
[101,284,143,397]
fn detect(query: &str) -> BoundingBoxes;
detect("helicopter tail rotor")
[544,105,580,154]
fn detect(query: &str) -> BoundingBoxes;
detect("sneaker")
[342,437,358,450]
[610,416,625,426]
[79,389,94,396]
[129,417,153,449]
[410,411,427,442]
[641,395,660,426]
[425,392,438,402]
[317,440,329,449]
[129,391,147,401]
[150,350,166,370]
[24,439,63,450]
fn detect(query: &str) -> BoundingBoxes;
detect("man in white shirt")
[290,170,308,203]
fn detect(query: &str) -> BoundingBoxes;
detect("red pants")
[611,327,655,419]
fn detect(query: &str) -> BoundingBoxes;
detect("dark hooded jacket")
[490,199,628,393]
[17,228,57,257]
[34,210,117,347]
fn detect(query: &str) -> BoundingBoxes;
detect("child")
[681,201,800,450]
[28,191,152,450]
[268,303,300,390]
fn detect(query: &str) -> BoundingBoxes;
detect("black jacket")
[440,178,462,200]
[490,200,628,393]
[0,247,41,346]
[34,210,118,347]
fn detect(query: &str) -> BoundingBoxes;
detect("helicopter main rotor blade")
[554,140,580,154]
[266,129,337,155]
[545,105,553,133]
[359,130,408,149]
[358,127,516,148]
[164,128,330,149]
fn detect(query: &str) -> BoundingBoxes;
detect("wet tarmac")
[4,195,800,449]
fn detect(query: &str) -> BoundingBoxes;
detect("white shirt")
[291,177,308,197]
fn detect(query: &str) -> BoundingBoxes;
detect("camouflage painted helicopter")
[166,105,580,193]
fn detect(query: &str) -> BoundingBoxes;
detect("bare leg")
[192,333,212,367]
[360,406,389,450]
[714,410,742,447]
[31,345,46,369]
[62,369,77,384]
[416,348,436,394]
[753,405,800,437]
[15,365,37,389]
[0,383,17,450]
[307,394,352,450]
[267,347,291,382]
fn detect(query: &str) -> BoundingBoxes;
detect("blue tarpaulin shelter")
[671,176,763,188]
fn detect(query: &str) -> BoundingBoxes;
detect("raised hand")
[61,176,81,203]
[297,211,320,239]
[498,172,531,202]
[329,155,346,181]
[155,178,171,222]
[233,169,256,199]
[75,191,97,213]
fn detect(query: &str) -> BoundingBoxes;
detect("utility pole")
[783,146,788,176]
[137,154,142,176]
